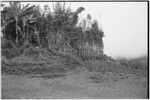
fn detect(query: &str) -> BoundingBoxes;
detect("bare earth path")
[2,69,147,99]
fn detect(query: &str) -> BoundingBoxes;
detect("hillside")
[2,53,148,99]
[1,2,148,99]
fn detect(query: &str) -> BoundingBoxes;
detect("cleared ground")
[2,60,148,99]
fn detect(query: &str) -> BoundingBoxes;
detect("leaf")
[2,18,15,29]
[20,5,35,18]
[16,24,21,31]
[21,3,30,11]
[16,24,24,35]
[75,7,85,14]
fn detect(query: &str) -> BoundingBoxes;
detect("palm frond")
[20,5,35,18]
[75,7,85,14]
[21,3,30,11]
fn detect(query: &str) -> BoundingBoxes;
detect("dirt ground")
[2,68,147,99]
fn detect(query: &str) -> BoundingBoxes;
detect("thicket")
[1,1,104,60]
[1,2,106,75]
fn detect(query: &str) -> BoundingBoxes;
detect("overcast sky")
[2,2,148,59]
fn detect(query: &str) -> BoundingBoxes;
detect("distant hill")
[129,55,147,70]
[116,55,147,70]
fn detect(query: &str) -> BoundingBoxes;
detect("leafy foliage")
[1,2,36,45]
[1,2,104,61]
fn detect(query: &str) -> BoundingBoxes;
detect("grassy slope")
[1,53,148,99]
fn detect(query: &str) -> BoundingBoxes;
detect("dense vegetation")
[1,2,107,75]
[1,2,104,61]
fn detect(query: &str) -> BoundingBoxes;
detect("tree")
[1,2,35,46]
[90,20,104,47]
[46,2,85,53]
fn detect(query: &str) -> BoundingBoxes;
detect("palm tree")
[1,2,35,45]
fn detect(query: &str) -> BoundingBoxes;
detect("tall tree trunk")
[15,17,18,44]
[25,25,29,44]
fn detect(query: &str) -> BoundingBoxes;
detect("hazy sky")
[2,2,148,59]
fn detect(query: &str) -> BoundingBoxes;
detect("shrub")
[1,48,19,59]
[10,55,34,64]
[1,38,13,49]
[1,38,28,59]
[1,56,8,63]
[40,49,53,59]
[22,46,40,59]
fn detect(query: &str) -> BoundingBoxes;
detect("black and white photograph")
[1,1,148,99]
